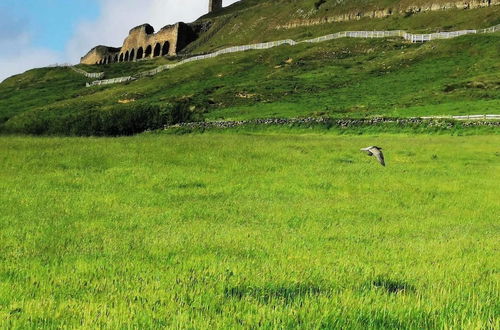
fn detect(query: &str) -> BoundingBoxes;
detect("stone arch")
[162,42,170,56]
[136,47,144,60]
[130,49,135,61]
[153,43,161,57]
[119,53,124,62]
[124,50,130,62]
[145,45,152,58]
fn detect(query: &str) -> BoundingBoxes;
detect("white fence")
[86,76,135,87]
[420,114,500,120]
[84,23,500,87]
[70,67,105,79]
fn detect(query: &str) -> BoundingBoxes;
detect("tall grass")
[0,133,498,328]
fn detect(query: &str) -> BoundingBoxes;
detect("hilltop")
[0,0,499,135]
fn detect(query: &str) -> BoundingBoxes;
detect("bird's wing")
[361,147,374,156]
[370,148,385,166]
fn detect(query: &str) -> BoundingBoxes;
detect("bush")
[1,100,202,136]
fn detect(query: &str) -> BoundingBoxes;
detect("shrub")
[1,100,202,136]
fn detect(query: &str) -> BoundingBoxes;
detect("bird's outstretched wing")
[361,147,374,156]
[370,148,385,166]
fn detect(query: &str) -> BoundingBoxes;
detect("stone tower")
[209,0,223,13]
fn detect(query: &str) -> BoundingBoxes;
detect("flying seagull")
[361,146,385,166]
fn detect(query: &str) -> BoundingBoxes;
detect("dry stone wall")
[166,117,500,131]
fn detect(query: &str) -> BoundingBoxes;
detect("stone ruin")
[80,0,224,65]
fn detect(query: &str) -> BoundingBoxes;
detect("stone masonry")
[277,0,500,29]
[209,0,223,13]
[81,0,223,65]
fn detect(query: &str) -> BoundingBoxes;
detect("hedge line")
[0,101,200,136]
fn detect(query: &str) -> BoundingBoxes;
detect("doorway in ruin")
[137,47,144,60]
[145,45,152,58]
[119,53,124,62]
[162,42,170,56]
[124,51,130,61]
[114,54,118,62]
[130,49,136,61]
[153,43,161,57]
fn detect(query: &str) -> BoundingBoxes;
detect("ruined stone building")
[80,0,223,65]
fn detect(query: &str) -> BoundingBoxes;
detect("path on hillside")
[72,24,500,87]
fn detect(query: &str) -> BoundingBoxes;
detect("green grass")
[1,33,499,135]
[193,1,500,53]
[0,132,499,328]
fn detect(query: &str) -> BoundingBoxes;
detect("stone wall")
[166,117,500,131]
[80,46,121,66]
[209,0,223,13]
[80,22,199,65]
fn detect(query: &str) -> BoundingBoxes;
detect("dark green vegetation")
[1,32,499,135]
[1,133,498,327]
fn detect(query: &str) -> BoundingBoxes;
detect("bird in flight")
[361,146,385,166]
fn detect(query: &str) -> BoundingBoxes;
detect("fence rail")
[70,67,105,79]
[420,114,500,120]
[84,23,500,87]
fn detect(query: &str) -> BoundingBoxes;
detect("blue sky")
[1,0,100,52]
[0,0,239,82]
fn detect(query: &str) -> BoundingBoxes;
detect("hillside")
[0,0,499,135]
[188,0,500,53]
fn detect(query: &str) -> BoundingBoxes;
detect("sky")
[0,0,240,82]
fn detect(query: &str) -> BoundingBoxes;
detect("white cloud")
[0,0,240,82]
[0,33,62,82]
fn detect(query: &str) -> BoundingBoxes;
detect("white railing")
[85,23,500,87]
[420,114,500,120]
[86,76,135,87]
[71,67,105,79]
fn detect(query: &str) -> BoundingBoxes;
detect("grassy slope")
[0,133,498,327]
[1,32,498,134]
[191,0,500,53]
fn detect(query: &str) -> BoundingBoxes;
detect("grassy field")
[1,132,498,328]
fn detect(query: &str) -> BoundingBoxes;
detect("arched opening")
[99,59,103,65]
[124,51,130,62]
[114,54,118,62]
[130,49,135,61]
[95,61,99,65]
[162,42,170,56]
[145,45,152,58]
[136,47,144,60]
[107,56,112,64]
[153,43,161,57]
[119,53,124,62]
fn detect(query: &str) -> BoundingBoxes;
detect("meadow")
[0,132,498,328]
